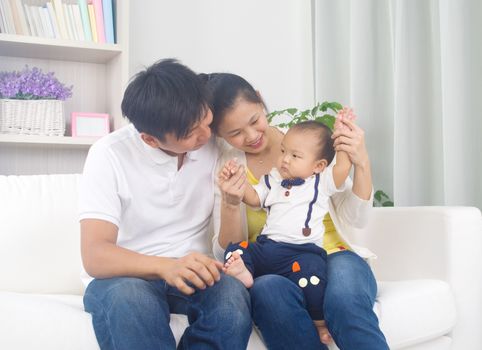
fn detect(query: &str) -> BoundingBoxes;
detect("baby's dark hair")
[290,121,335,163]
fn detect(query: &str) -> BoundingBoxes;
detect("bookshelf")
[0,0,129,175]
[0,134,98,146]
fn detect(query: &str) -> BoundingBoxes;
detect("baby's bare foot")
[223,251,253,288]
[314,320,333,345]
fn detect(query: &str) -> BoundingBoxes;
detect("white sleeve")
[78,142,121,227]
[330,177,374,229]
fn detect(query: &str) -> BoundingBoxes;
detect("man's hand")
[162,253,223,295]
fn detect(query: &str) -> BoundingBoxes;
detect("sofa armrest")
[357,206,482,350]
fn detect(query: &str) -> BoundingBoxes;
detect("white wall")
[129,0,314,112]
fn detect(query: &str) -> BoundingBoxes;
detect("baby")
[219,118,353,340]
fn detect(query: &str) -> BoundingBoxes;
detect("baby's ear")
[313,159,328,174]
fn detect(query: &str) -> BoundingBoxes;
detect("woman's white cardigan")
[211,138,376,262]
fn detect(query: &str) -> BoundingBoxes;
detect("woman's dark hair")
[199,73,266,134]
[290,121,335,162]
[121,58,208,141]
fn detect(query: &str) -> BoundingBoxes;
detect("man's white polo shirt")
[79,124,218,285]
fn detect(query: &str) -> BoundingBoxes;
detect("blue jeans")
[251,250,389,350]
[324,250,388,350]
[84,274,251,350]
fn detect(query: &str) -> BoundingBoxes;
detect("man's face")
[144,109,213,156]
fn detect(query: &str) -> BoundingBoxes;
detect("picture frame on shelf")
[71,112,110,137]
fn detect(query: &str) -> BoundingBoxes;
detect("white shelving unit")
[0,134,98,147]
[0,1,129,175]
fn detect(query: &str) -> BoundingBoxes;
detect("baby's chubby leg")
[223,251,254,288]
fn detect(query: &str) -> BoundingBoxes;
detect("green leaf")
[320,101,329,112]
[374,191,383,201]
[382,201,394,207]
[315,115,335,130]
[328,102,343,111]
[287,108,297,115]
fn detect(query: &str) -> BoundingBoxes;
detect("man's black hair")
[121,58,208,141]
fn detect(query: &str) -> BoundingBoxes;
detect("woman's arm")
[217,165,248,248]
[332,119,372,200]
[330,119,373,228]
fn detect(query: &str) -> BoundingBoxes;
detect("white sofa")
[0,174,481,350]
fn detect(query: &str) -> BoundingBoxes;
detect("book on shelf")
[77,0,91,41]
[30,3,44,37]
[0,1,6,33]
[87,0,96,42]
[91,0,104,43]
[101,0,112,43]
[52,0,68,39]
[46,0,60,38]
[39,5,54,38]
[8,0,28,35]
[71,3,84,41]
[0,0,115,43]
[1,0,16,34]
[22,1,36,36]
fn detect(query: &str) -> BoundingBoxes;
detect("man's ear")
[313,159,328,174]
[140,133,161,148]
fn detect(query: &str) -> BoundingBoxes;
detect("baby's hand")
[219,158,239,182]
[335,107,357,131]
[217,158,247,206]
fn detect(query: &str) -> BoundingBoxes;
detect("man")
[79,59,251,349]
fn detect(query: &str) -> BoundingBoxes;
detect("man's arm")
[81,219,223,295]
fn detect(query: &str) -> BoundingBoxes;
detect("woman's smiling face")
[216,97,269,155]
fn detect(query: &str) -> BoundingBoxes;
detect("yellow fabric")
[322,213,351,254]
[245,168,350,253]
[246,168,268,242]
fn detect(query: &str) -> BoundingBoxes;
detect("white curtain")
[314,0,482,209]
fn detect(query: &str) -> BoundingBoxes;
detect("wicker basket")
[0,99,65,136]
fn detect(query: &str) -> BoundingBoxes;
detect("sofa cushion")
[377,280,456,349]
[0,174,84,295]
[0,278,454,350]
[0,291,266,350]
[0,291,98,349]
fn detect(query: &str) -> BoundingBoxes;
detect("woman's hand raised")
[218,159,247,207]
[332,118,372,200]
[332,119,370,169]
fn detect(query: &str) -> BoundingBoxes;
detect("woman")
[203,72,389,350]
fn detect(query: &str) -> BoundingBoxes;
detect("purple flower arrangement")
[0,66,73,101]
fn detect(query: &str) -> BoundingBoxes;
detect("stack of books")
[0,0,115,44]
